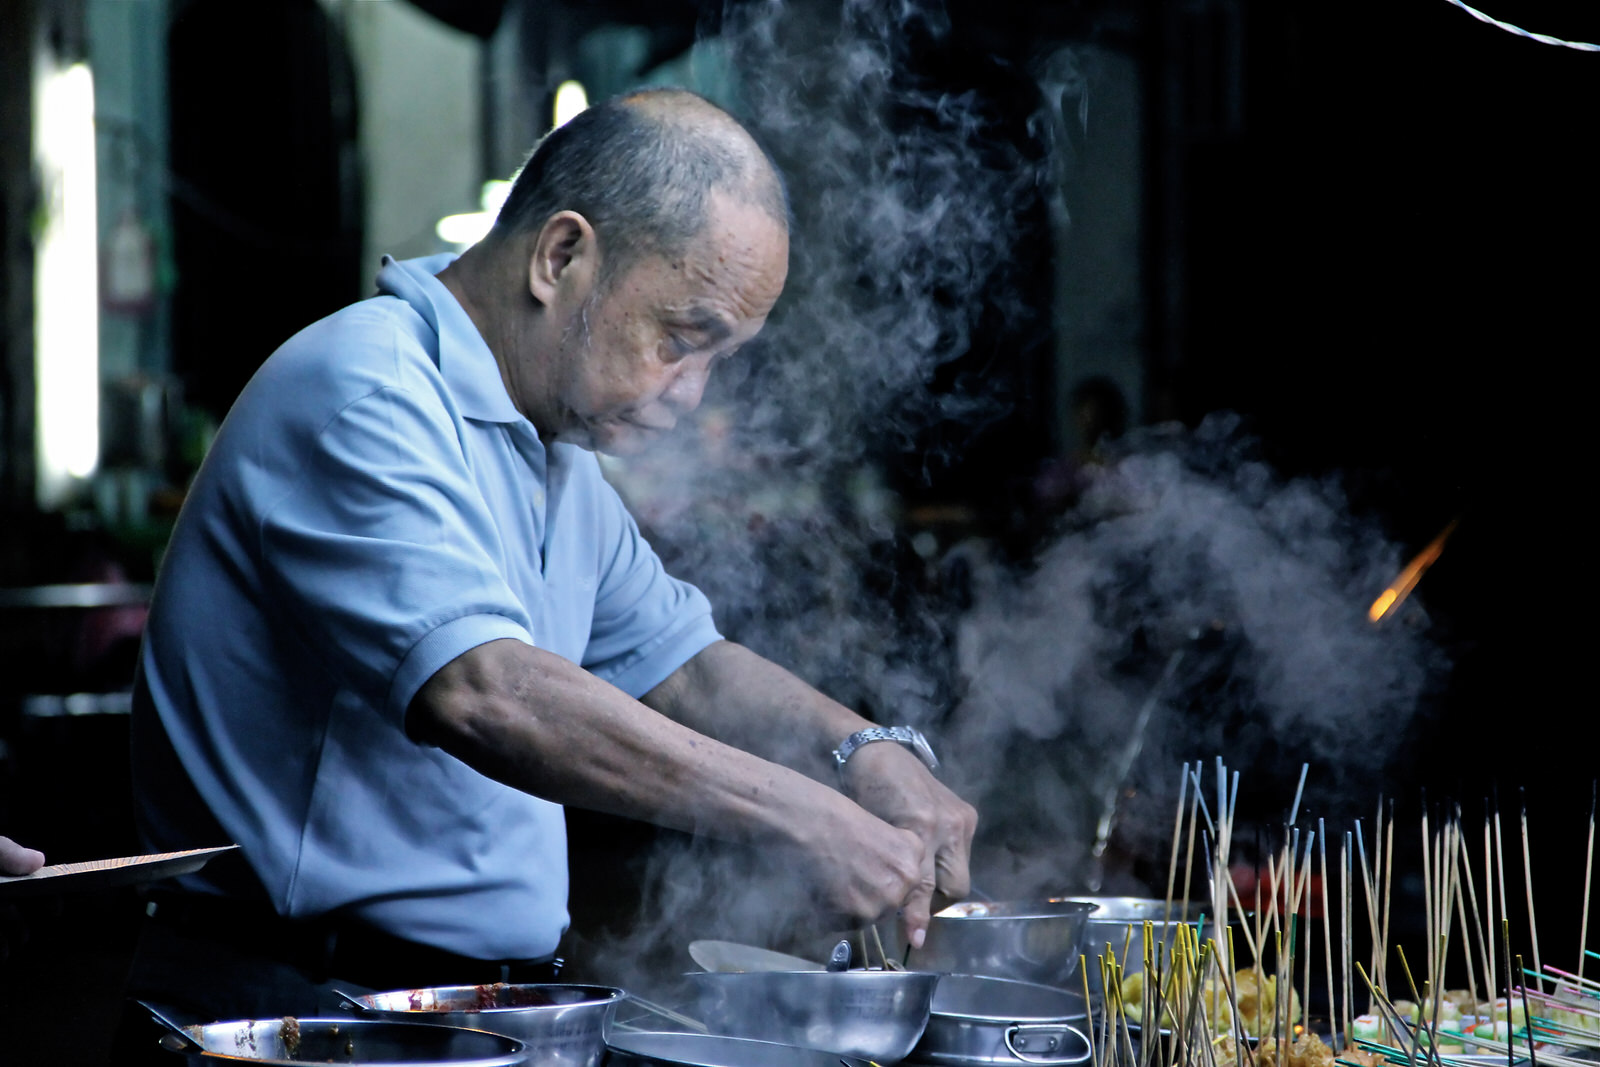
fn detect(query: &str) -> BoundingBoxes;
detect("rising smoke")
[585,0,1445,986]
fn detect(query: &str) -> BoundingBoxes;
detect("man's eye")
[668,335,699,357]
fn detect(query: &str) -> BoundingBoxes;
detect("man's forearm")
[642,639,875,782]
[407,637,930,925]
[408,638,840,842]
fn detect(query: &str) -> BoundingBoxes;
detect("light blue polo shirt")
[132,254,721,959]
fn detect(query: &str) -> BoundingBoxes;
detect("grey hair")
[490,88,789,286]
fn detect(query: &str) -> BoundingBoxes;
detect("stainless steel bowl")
[162,1017,527,1065]
[604,1030,876,1067]
[344,983,625,1067]
[907,899,1099,990]
[680,969,938,1063]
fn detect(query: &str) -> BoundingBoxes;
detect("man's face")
[545,195,788,456]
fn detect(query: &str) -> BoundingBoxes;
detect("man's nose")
[663,356,712,413]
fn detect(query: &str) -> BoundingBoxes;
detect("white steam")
[582,0,1444,987]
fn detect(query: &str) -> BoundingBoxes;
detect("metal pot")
[342,983,625,1067]
[680,969,937,1063]
[603,1030,875,1067]
[159,1016,527,1065]
[907,900,1099,990]
[1058,897,1213,995]
[911,974,1093,1066]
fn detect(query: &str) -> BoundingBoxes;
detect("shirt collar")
[375,253,525,425]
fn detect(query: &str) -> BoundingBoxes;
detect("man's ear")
[527,211,598,307]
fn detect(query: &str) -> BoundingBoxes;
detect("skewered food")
[1119,968,1300,1038]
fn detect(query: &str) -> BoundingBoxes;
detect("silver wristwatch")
[832,725,940,772]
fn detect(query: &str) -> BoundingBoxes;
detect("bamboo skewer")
[1357,818,1391,1022]
[1579,783,1596,988]
[1301,832,1316,1049]
[1516,954,1541,1067]
[1382,803,1396,1005]
[1166,767,1192,930]
[1452,836,1480,1032]
[1290,763,1309,828]
[1183,763,1204,926]
[1457,806,1494,1016]
[1321,820,1339,1044]
[1485,812,1500,1022]
[1523,795,1545,996]
[1344,832,1356,1046]
[1423,801,1436,1011]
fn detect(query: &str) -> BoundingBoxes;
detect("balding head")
[489,88,789,289]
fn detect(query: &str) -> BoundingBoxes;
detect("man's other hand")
[838,741,978,949]
[0,836,45,877]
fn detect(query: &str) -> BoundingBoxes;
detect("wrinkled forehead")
[694,195,789,313]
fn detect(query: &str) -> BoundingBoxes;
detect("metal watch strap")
[831,725,939,772]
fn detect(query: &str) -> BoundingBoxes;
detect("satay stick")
[1166,766,1192,930]
[1522,793,1544,994]
[1579,783,1596,988]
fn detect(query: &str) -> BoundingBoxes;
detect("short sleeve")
[255,382,535,724]
[578,481,721,697]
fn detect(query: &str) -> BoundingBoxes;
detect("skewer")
[1082,956,1100,1067]
[1382,801,1396,1004]
[1177,771,1203,927]
[1580,783,1596,988]
[1344,831,1356,1045]
[1522,793,1545,995]
[1290,763,1309,828]
[1433,816,1460,1047]
[1357,962,1421,1067]
[1301,832,1316,1049]
[1456,804,1493,1011]
[1452,831,1481,1032]
[1422,799,1435,1008]
[1166,767,1192,930]
[1485,810,1500,1023]
[1321,820,1339,1044]
[869,924,897,970]
[1517,955,1541,1067]
[627,996,709,1033]
[1501,918,1515,1031]
[1357,821,1383,990]
[1537,964,1600,993]
[1372,797,1387,988]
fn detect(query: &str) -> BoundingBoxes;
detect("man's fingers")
[934,841,972,901]
[931,799,977,901]
[900,841,940,950]
[0,837,44,877]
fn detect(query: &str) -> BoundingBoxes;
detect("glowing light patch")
[34,60,100,504]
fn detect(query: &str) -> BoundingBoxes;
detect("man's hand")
[0,836,45,877]
[785,790,930,929]
[838,741,978,949]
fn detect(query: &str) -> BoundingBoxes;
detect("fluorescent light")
[553,80,588,128]
[34,60,99,506]
[435,179,513,248]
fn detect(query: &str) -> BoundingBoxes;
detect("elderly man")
[122,88,976,1024]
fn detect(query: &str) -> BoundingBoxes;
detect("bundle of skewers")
[1077,762,1600,1067]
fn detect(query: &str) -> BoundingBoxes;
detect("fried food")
[1118,967,1301,1038]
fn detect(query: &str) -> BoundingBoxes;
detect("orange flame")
[1369,518,1460,623]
